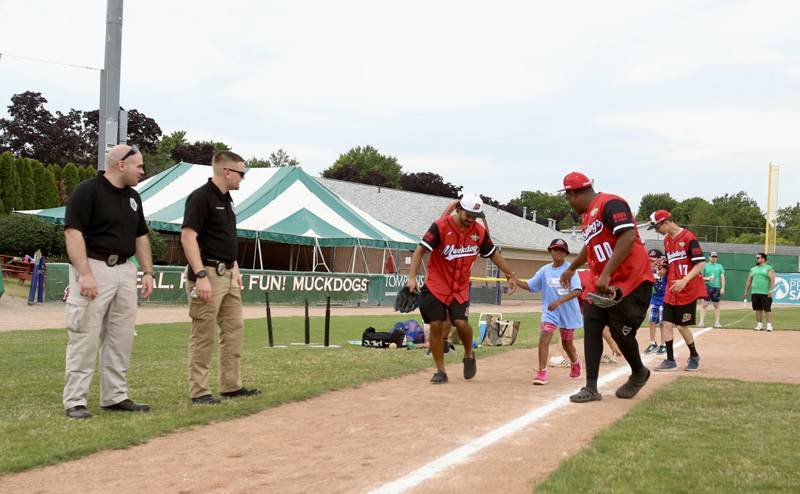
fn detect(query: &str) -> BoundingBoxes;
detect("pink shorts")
[540,322,576,341]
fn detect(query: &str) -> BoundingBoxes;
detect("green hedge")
[0,214,66,257]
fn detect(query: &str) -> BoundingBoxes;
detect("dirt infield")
[1,328,797,494]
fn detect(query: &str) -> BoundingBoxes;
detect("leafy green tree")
[0,151,22,212]
[143,130,187,176]
[322,145,402,188]
[636,193,679,221]
[62,163,81,198]
[777,203,800,244]
[246,149,300,168]
[710,191,763,242]
[170,140,230,166]
[81,165,96,182]
[16,157,36,210]
[31,161,61,208]
[508,190,575,227]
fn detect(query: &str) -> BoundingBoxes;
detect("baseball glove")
[394,286,420,313]
[587,286,623,308]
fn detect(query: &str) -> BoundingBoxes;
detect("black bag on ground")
[362,327,405,348]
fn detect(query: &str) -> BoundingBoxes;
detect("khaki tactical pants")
[63,259,138,409]
[186,269,243,398]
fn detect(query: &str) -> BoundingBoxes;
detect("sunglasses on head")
[120,144,139,162]
[224,167,246,178]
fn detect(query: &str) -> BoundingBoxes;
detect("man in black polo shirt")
[181,150,260,405]
[62,144,154,419]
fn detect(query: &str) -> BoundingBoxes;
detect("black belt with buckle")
[87,251,128,267]
[203,258,234,276]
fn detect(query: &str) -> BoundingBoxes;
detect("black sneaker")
[463,356,477,380]
[65,405,92,419]
[191,394,221,406]
[101,399,150,412]
[430,371,448,384]
[220,387,262,399]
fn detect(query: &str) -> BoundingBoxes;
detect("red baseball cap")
[547,238,570,254]
[647,210,672,229]
[559,172,593,192]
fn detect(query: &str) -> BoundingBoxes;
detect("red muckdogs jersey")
[420,215,496,304]
[581,193,654,297]
[663,228,708,305]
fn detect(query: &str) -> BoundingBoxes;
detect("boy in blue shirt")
[514,239,583,385]
[644,249,667,355]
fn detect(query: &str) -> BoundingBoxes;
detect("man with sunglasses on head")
[181,151,260,405]
[62,144,154,419]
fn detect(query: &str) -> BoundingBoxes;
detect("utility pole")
[97,0,127,170]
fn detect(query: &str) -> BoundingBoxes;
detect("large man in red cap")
[559,172,654,403]
[406,193,518,384]
[648,210,706,371]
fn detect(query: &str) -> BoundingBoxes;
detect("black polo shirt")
[64,173,148,258]
[182,178,237,263]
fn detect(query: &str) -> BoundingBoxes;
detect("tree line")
[1,91,798,246]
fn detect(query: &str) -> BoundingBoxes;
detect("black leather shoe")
[101,399,151,412]
[65,405,92,419]
[220,387,262,399]
[191,394,221,406]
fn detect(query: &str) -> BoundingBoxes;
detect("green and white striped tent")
[19,163,419,267]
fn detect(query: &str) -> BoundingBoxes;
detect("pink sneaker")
[532,368,549,385]
[569,361,581,379]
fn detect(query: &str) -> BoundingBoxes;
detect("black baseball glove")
[587,286,623,308]
[394,286,420,313]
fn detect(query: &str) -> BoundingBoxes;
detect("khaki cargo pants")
[63,259,138,409]
[186,269,243,399]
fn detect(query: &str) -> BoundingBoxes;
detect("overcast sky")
[1,0,798,213]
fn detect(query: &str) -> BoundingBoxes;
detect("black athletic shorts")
[418,286,469,323]
[663,300,698,326]
[583,281,652,337]
[751,294,773,312]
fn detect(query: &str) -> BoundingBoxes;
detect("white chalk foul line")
[367,327,712,494]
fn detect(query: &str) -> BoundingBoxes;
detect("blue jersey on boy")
[528,263,583,328]
[651,270,666,306]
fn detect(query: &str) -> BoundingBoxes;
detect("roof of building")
[318,177,584,252]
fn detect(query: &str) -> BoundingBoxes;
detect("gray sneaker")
[685,355,701,372]
[654,359,678,372]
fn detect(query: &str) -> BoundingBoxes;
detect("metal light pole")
[97,0,127,170]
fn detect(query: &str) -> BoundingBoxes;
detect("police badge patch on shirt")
[130,198,138,212]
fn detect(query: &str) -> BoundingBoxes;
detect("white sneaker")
[714,322,721,328]
[698,320,705,327]
[755,323,763,331]
[767,324,773,332]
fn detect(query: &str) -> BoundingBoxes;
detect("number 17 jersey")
[581,192,654,297]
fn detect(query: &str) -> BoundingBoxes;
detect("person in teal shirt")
[699,252,725,328]
[744,252,776,331]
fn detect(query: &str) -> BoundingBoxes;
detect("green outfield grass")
[702,307,800,331]
[535,377,800,494]
[0,311,550,475]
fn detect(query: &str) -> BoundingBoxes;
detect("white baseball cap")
[459,193,485,218]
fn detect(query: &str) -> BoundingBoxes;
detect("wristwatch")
[195,270,208,279]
